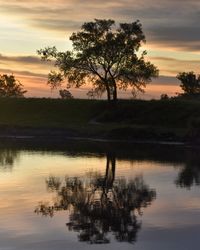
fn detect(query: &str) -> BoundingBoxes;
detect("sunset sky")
[1,0,200,99]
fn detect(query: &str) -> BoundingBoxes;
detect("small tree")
[38,19,158,102]
[177,72,200,95]
[160,93,169,100]
[59,89,74,99]
[0,74,27,97]
[87,87,103,99]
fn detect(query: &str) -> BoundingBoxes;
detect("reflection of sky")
[1,0,200,98]
[0,150,200,249]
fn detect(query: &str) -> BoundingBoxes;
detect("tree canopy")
[177,72,200,95]
[38,19,158,101]
[0,74,27,98]
[35,154,156,244]
[59,89,74,99]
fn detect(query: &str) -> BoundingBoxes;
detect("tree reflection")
[0,148,19,170]
[35,154,156,244]
[175,151,200,189]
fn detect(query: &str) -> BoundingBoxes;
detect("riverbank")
[0,97,200,144]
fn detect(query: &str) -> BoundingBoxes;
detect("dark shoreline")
[0,129,197,169]
[0,125,190,146]
[0,98,200,146]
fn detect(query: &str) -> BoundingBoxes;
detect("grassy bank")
[0,98,200,142]
[0,98,102,127]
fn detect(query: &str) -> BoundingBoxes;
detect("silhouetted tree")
[59,89,74,99]
[177,72,200,95]
[176,165,200,188]
[87,87,103,99]
[38,19,158,102]
[35,154,156,244]
[160,93,169,100]
[0,74,27,97]
[0,148,19,170]
[175,151,200,189]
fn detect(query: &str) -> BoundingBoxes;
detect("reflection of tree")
[176,165,200,188]
[175,151,200,188]
[35,154,156,244]
[0,149,19,170]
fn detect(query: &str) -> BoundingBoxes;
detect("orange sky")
[1,0,200,99]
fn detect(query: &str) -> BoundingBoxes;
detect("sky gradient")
[0,0,200,99]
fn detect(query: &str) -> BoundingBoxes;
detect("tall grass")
[0,98,200,130]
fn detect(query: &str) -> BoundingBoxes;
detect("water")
[0,140,200,250]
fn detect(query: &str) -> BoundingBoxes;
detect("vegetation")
[1,139,200,189]
[87,88,102,99]
[1,98,200,142]
[59,89,74,99]
[38,19,158,102]
[0,74,27,98]
[177,72,200,95]
[35,154,155,244]
[160,93,169,100]
[0,98,100,127]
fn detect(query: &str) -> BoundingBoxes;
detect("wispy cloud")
[0,53,53,76]
[0,0,198,98]
[0,54,42,64]
[149,56,200,76]
[0,67,46,78]
[1,0,200,51]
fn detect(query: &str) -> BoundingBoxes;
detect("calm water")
[0,140,200,250]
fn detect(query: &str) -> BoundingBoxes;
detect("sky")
[1,0,200,99]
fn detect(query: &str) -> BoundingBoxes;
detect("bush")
[0,74,27,98]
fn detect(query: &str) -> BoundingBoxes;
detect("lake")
[0,139,199,250]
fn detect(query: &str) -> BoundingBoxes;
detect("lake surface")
[0,140,200,250]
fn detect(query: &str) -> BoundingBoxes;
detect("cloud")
[31,19,82,32]
[0,67,46,78]
[150,56,200,64]
[149,56,200,76]
[153,75,179,86]
[0,54,42,64]
[0,0,200,51]
[148,25,200,50]
[0,54,53,77]
[0,0,198,98]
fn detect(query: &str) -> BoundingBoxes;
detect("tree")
[160,93,169,100]
[177,72,200,95]
[0,148,19,170]
[38,19,158,102]
[59,89,74,99]
[86,88,102,99]
[0,74,27,97]
[35,154,156,244]
[175,150,200,189]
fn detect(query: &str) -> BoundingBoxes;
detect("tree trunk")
[113,84,117,102]
[105,153,116,189]
[106,85,111,102]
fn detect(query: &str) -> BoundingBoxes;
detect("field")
[0,97,200,142]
